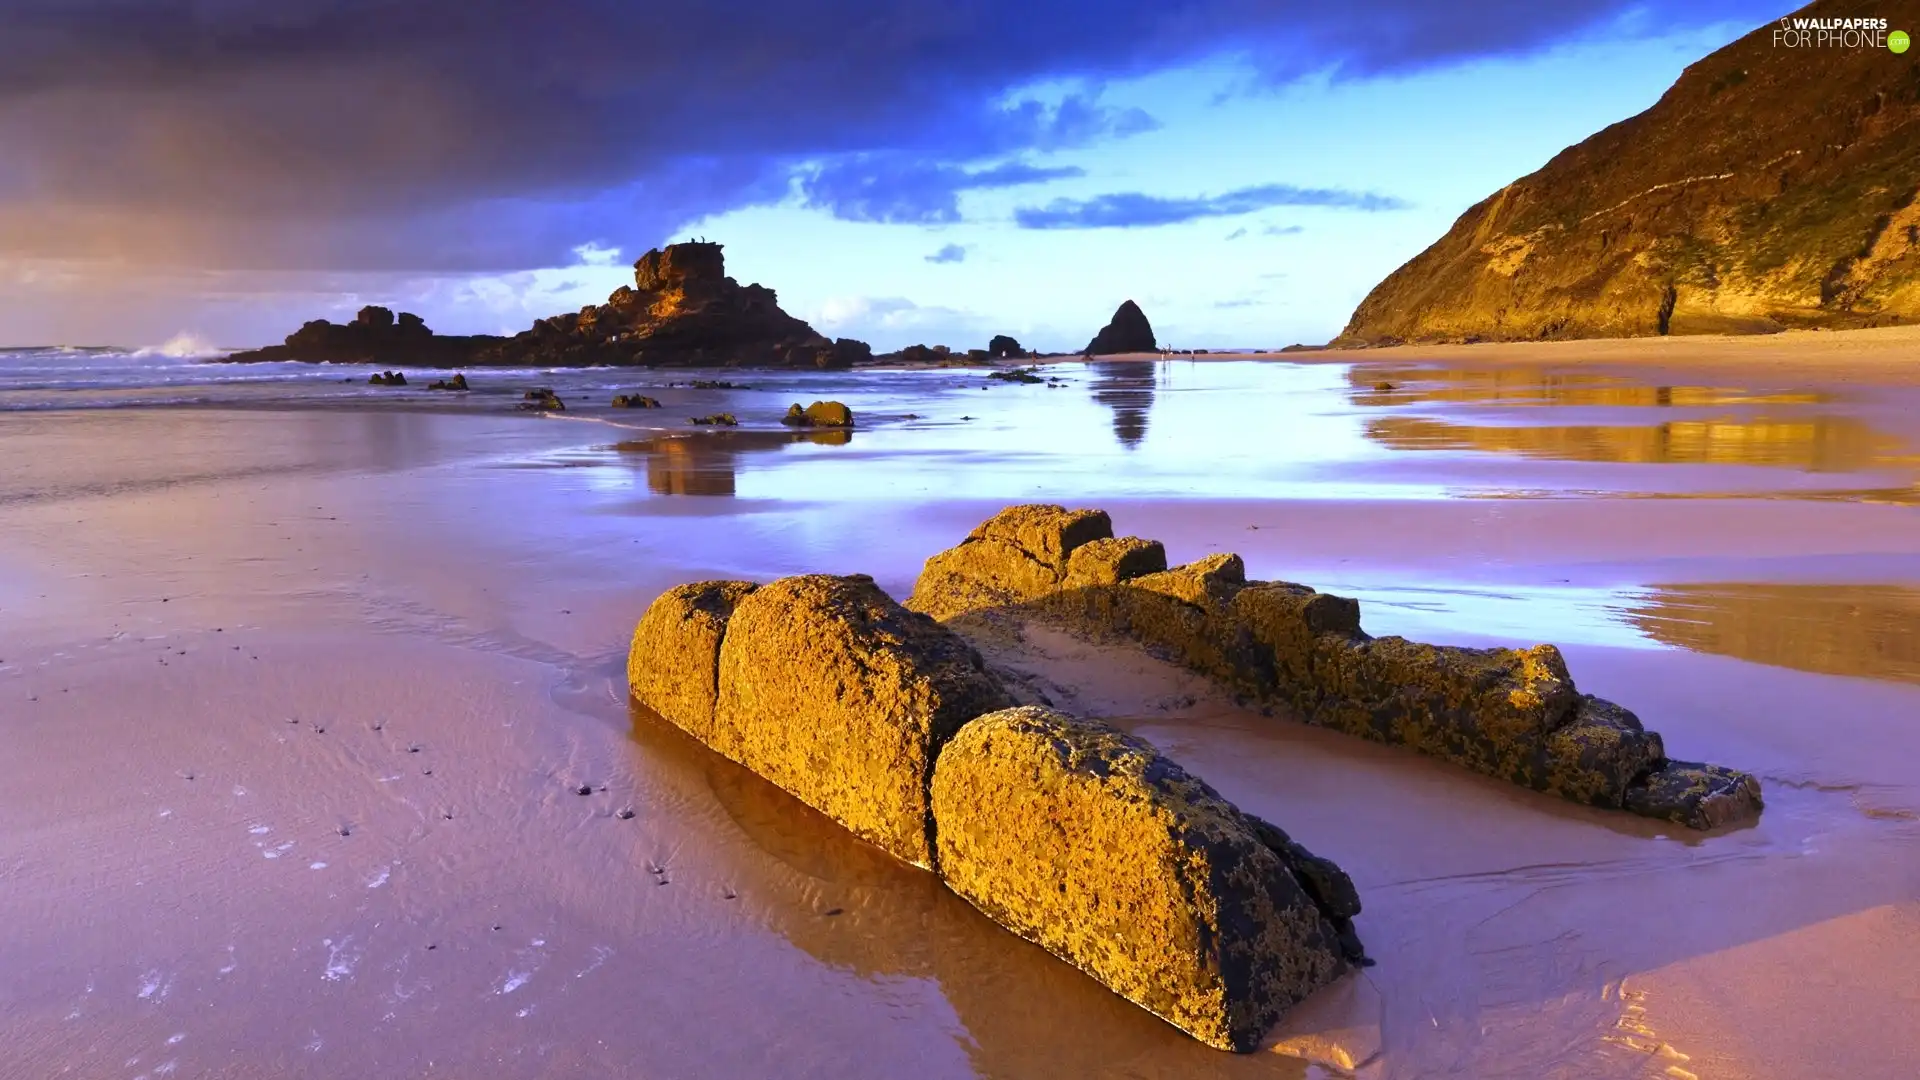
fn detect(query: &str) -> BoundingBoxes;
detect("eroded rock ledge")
[628,570,1358,1051]
[906,504,1764,831]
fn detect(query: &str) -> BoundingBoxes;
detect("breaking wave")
[134,332,224,359]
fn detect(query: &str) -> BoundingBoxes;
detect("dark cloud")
[1265,223,1307,235]
[803,158,1086,224]
[1224,227,1249,240]
[0,0,1774,274]
[1014,183,1408,229]
[925,244,970,264]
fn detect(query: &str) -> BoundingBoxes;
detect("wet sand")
[3,339,1918,1078]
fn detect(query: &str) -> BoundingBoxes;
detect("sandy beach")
[4,334,1918,1079]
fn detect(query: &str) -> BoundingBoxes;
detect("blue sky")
[0,2,1788,350]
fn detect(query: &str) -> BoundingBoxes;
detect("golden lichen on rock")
[713,573,1015,867]
[628,580,760,741]
[931,705,1349,1052]
[907,503,1113,620]
[1063,535,1167,587]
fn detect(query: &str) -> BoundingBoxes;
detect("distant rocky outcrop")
[489,242,865,369]
[225,307,502,366]
[1335,0,1920,344]
[224,243,872,370]
[987,334,1027,359]
[1083,300,1157,355]
[611,393,660,408]
[907,505,1763,831]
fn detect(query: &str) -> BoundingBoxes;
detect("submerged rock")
[612,394,661,408]
[369,370,408,386]
[712,574,1015,866]
[426,373,469,391]
[516,388,565,411]
[931,705,1350,1051]
[689,413,738,426]
[629,581,760,742]
[986,366,1045,384]
[779,401,856,428]
[910,504,1763,829]
[1083,300,1157,355]
[1624,759,1765,829]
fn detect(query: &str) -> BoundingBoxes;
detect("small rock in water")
[616,807,635,820]
[575,784,593,796]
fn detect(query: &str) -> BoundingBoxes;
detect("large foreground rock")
[713,574,1015,866]
[628,580,759,742]
[932,706,1350,1051]
[911,504,1762,829]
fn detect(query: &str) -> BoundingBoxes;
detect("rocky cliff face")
[1336,0,1920,345]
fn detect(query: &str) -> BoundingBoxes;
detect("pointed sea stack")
[1083,300,1157,355]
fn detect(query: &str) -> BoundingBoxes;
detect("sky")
[0,0,1793,352]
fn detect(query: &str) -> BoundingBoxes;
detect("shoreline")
[3,349,1917,1077]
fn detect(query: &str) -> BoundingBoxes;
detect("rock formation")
[709,574,1015,866]
[628,580,760,742]
[223,243,873,370]
[933,705,1351,1052]
[1336,0,1920,344]
[906,505,1763,830]
[226,307,504,366]
[611,393,661,408]
[1083,300,1157,355]
[516,388,564,411]
[987,334,1027,359]
[625,566,1359,1050]
[779,401,855,428]
[488,242,868,369]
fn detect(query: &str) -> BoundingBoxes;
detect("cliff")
[1335,0,1920,345]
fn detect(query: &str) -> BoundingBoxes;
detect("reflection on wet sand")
[1349,366,1830,409]
[1624,583,1920,686]
[1365,414,1898,471]
[626,704,1292,1079]
[615,429,853,496]
[1090,361,1159,450]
